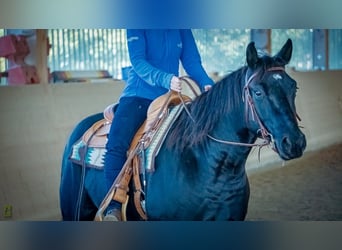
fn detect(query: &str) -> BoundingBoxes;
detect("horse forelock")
[166,67,246,152]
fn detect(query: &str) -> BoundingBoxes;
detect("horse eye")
[254,90,262,97]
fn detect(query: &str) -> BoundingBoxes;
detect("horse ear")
[246,42,259,68]
[275,39,293,64]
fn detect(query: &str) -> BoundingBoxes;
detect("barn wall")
[0,70,341,220]
[0,80,125,220]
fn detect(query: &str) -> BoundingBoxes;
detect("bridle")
[241,66,286,146]
[179,67,290,150]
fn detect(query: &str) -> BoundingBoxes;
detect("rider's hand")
[170,76,182,92]
[204,85,212,92]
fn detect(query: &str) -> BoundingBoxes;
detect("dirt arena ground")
[246,143,342,221]
[50,143,341,221]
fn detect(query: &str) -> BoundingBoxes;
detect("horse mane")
[166,66,248,152]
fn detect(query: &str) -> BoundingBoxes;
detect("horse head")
[245,39,306,160]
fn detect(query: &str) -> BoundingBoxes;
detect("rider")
[104,29,215,221]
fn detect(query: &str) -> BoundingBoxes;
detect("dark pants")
[104,96,152,210]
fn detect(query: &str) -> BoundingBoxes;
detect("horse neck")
[196,74,258,165]
[197,110,255,172]
[212,103,258,146]
[165,67,257,157]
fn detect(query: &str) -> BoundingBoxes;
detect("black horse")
[59,39,306,220]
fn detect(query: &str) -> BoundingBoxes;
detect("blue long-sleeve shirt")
[121,29,214,100]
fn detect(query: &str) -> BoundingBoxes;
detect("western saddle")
[81,76,201,221]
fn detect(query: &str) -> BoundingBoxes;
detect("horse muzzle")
[274,131,306,160]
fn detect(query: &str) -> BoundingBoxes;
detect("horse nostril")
[281,133,306,157]
[281,136,291,149]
